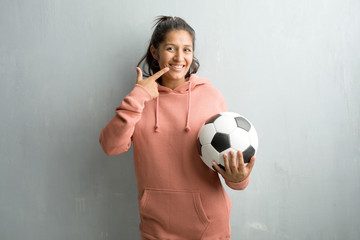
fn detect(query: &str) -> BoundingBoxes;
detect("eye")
[184,48,192,53]
[166,47,175,51]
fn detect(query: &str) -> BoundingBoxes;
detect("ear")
[150,45,158,60]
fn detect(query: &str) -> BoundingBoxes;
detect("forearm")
[99,84,152,155]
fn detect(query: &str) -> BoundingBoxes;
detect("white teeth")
[171,65,183,69]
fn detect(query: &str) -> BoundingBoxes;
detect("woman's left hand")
[212,150,255,183]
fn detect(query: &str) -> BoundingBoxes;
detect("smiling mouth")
[169,64,185,70]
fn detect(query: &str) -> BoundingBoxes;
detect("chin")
[172,70,191,79]
[167,72,186,81]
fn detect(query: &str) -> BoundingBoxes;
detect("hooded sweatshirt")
[99,74,250,240]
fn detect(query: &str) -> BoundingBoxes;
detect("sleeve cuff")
[225,175,250,190]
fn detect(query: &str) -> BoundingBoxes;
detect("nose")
[174,49,184,61]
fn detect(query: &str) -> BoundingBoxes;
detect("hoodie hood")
[154,74,211,133]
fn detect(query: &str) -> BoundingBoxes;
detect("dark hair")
[137,16,200,79]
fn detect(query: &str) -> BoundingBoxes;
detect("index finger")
[150,67,170,81]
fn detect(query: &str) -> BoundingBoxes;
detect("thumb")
[136,67,143,83]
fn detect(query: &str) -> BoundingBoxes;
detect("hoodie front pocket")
[139,189,210,239]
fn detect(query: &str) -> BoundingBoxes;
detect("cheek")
[186,56,193,67]
[157,53,171,65]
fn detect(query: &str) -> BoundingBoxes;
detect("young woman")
[99,16,255,240]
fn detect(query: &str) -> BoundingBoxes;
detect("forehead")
[162,30,193,47]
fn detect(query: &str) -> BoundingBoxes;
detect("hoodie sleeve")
[99,84,152,156]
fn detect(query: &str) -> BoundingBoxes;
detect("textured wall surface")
[1,0,359,239]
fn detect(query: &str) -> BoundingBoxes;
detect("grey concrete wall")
[1,0,359,239]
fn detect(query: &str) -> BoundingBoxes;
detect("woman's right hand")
[136,67,170,99]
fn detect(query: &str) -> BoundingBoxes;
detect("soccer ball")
[197,112,258,171]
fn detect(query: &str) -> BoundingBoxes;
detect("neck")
[160,78,186,90]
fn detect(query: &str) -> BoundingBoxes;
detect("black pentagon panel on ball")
[217,164,225,171]
[242,146,256,163]
[197,137,202,156]
[211,132,230,153]
[235,116,251,131]
[205,114,221,124]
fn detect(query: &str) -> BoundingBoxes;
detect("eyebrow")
[164,43,193,48]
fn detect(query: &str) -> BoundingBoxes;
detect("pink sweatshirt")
[99,74,250,239]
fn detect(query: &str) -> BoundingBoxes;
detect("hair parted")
[137,16,200,79]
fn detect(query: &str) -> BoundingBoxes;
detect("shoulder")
[190,74,227,109]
